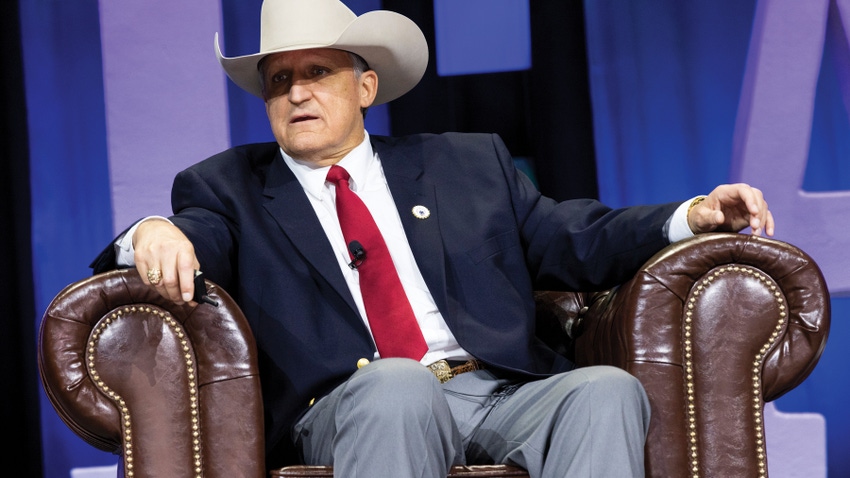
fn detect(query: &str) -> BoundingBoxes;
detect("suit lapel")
[373,138,450,316]
[260,151,360,316]
[259,140,451,323]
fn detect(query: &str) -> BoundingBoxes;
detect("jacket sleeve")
[168,166,239,293]
[485,134,681,291]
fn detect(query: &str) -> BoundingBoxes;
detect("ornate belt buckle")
[428,359,453,383]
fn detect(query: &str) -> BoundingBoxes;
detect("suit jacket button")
[357,358,370,369]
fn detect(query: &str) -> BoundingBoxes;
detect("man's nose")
[288,79,312,103]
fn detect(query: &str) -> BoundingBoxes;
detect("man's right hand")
[133,218,200,305]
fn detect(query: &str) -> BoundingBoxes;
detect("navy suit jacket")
[94,132,679,466]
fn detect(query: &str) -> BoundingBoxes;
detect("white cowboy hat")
[215,0,429,105]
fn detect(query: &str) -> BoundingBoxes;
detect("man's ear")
[359,70,378,108]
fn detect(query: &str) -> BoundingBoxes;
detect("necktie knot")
[326,165,350,187]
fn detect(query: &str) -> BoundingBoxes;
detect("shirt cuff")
[114,216,173,267]
[667,197,701,243]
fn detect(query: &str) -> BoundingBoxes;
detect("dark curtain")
[384,0,598,201]
[1,1,43,475]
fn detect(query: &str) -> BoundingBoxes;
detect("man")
[92,0,773,476]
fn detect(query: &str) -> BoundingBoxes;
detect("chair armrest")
[38,268,266,478]
[573,232,830,477]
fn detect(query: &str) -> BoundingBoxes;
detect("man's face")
[261,48,378,166]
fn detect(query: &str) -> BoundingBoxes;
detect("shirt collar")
[280,131,374,201]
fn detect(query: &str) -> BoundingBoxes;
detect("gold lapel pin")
[412,205,431,220]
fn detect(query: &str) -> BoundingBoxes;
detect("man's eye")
[271,73,288,83]
[312,67,328,76]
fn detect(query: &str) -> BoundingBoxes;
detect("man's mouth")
[290,114,317,124]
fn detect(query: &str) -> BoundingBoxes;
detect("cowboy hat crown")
[215,0,429,105]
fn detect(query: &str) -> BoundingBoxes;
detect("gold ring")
[147,268,162,285]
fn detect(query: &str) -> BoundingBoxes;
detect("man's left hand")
[688,183,774,237]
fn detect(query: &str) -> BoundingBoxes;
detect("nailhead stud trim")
[684,265,785,478]
[87,307,203,478]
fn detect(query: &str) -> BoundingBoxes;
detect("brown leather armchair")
[38,233,829,478]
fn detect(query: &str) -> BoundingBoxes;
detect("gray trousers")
[292,358,649,478]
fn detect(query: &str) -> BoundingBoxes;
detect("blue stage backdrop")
[22,0,849,476]
[583,4,850,477]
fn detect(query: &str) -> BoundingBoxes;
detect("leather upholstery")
[38,270,265,478]
[38,233,829,477]
[538,233,829,477]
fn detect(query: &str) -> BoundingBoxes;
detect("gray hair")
[347,52,371,118]
[348,51,369,78]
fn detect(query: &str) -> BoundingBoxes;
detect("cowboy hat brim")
[215,10,428,106]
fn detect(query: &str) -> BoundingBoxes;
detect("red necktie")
[326,165,428,360]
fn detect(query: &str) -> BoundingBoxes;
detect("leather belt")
[427,359,482,384]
